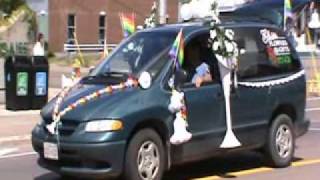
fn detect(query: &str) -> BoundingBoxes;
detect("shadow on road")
[163,151,304,180]
[34,173,60,180]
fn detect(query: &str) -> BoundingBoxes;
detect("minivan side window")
[234,27,301,80]
[182,33,219,86]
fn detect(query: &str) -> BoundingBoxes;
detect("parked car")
[32,20,309,180]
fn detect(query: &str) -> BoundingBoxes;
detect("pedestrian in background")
[33,33,45,56]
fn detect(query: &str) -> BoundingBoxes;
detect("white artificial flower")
[233,49,239,57]
[210,30,217,39]
[232,42,239,56]
[213,41,220,51]
[232,42,238,50]
[225,29,235,40]
[225,41,234,53]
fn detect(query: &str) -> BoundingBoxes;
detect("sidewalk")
[0,88,61,148]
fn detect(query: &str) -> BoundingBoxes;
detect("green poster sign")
[16,72,28,96]
[278,55,292,65]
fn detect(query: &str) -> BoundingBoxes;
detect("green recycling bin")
[5,56,32,110]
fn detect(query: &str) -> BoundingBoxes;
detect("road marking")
[292,159,320,167]
[0,148,18,156]
[193,167,274,180]
[307,97,320,101]
[305,107,320,112]
[310,128,320,131]
[0,152,37,160]
[226,167,273,177]
[0,135,31,143]
[192,159,320,180]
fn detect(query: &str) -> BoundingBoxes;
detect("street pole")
[159,0,167,24]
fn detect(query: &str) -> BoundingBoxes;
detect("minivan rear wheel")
[264,114,295,167]
[124,128,165,180]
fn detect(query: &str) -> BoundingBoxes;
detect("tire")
[124,128,165,180]
[264,114,295,168]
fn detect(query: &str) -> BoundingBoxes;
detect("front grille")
[58,120,80,136]
[43,118,80,136]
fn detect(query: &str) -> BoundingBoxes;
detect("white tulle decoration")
[170,112,192,145]
[168,90,185,113]
[168,90,192,145]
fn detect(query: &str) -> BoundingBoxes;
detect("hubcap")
[137,141,160,180]
[275,124,293,158]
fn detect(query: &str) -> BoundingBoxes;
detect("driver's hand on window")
[195,73,213,88]
[195,76,203,88]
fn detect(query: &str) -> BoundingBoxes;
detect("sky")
[25,0,48,14]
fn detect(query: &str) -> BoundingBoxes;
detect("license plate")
[43,142,58,160]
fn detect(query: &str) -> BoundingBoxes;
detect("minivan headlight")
[85,120,123,132]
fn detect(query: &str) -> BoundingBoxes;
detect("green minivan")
[32,20,309,180]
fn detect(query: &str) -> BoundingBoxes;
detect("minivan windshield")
[90,31,177,78]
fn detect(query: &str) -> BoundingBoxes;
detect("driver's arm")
[195,72,213,88]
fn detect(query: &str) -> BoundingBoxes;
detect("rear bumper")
[295,119,310,137]
[32,128,126,179]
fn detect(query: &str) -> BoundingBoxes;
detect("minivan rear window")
[234,27,301,80]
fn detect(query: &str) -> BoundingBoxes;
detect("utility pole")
[159,0,167,24]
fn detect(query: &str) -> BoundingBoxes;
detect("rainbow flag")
[169,29,184,68]
[120,13,135,38]
[284,0,293,29]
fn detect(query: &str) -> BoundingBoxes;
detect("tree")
[0,0,25,15]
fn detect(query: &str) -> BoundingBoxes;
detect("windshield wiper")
[82,72,128,81]
[101,71,128,77]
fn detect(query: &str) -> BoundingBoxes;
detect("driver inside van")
[184,42,213,88]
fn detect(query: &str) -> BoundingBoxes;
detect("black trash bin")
[31,56,49,109]
[4,56,33,110]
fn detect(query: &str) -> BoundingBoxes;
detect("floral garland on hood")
[46,77,139,134]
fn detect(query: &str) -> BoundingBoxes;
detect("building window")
[67,14,76,44]
[99,15,106,44]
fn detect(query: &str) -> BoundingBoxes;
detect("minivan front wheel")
[124,129,165,180]
[265,114,295,167]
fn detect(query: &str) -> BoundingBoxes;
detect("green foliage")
[47,51,55,58]
[15,42,29,55]
[0,42,8,57]
[0,0,25,15]
[23,6,37,41]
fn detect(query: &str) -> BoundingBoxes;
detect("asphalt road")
[0,56,319,180]
[0,109,319,180]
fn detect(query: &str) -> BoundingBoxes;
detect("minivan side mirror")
[89,66,95,74]
[174,69,188,90]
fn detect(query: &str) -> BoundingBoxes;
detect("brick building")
[49,0,179,52]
